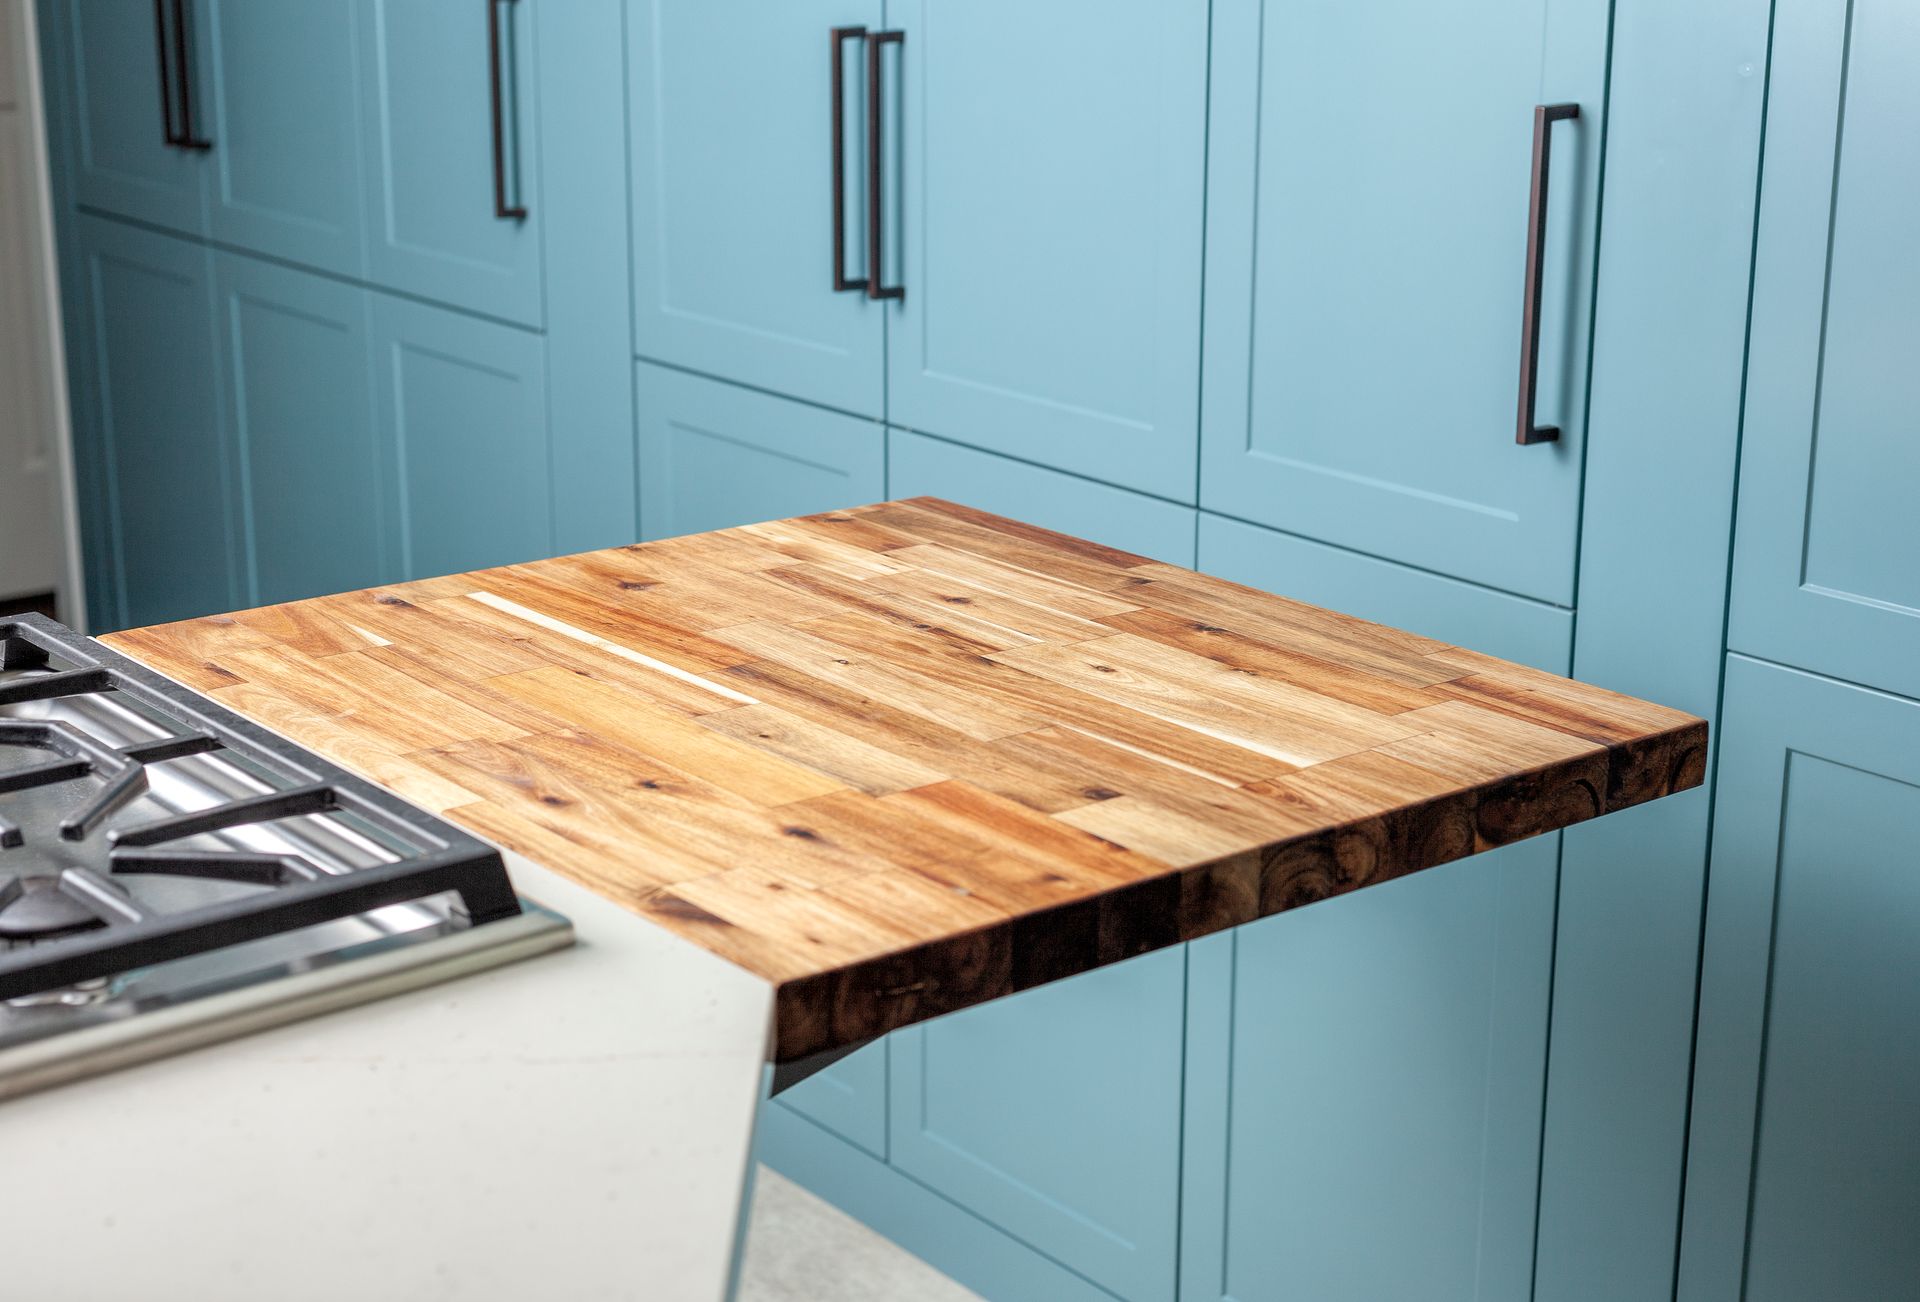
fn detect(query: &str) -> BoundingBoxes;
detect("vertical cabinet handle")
[865,30,904,301]
[156,0,212,151]
[831,26,869,292]
[488,0,528,220]
[1515,102,1578,445]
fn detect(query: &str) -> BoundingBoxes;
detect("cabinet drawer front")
[775,1039,887,1160]
[628,0,884,419]
[636,363,884,541]
[1185,511,1569,1302]
[1728,0,1920,699]
[1200,0,1606,604]
[1681,655,1920,1301]
[361,0,544,328]
[371,295,552,580]
[889,948,1186,1302]
[56,0,208,235]
[884,0,1207,501]
[888,431,1196,567]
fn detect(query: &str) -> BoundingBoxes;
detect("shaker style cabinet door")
[213,253,392,606]
[359,0,544,328]
[627,0,885,418]
[50,0,209,235]
[1680,656,1920,1302]
[1726,0,1920,700]
[636,361,884,541]
[1184,513,1570,1302]
[1200,0,1607,604]
[882,0,1208,500]
[68,216,236,630]
[197,0,366,278]
[776,1041,888,1159]
[370,295,554,580]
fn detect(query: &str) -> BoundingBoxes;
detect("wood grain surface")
[105,499,1706,1060]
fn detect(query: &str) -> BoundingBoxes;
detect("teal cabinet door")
[1185,512,1570,1302]
[200,0,366,277]
[360,0,543,328]
[1726,0,1920,700]
[53,0,208,234]
[1200,0,1607,604]
[777,1042,888,1160]
[887,431,1197,568]
[1680,656,1920,1302]
[883,0,1207,501]
[214,252,391,605]
[370,294,553,581]
[636,362,884,541]
[70,216,237,629]
[627,0,884,418]
[889,948,1187,1302]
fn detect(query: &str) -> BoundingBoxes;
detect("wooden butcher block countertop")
[106,499,1706,1061]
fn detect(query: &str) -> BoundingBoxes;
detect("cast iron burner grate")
[0,614,520,1000]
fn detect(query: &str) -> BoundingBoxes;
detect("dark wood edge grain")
[769,717,1707,1061]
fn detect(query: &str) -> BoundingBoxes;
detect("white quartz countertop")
[0,852,777,1302]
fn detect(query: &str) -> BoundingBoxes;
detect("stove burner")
[0,874,108,942]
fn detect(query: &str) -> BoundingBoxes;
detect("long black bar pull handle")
[169,0,212,151]
[489,0,528,220]
[831,27,869,292]
[865,30,904,301]
[1516,103,1578,445]
[153,0,181,145]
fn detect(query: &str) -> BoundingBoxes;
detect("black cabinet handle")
[831,26,868,293]
[489,0,528,220]
[865,30,904,301]
[158,0,212,151]
[1516,103,1578,445]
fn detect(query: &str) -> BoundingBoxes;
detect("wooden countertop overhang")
[106,499,1706,1061]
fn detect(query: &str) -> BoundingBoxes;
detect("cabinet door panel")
[628,0,884,417]
[57,0,207,233]
[890,948,1186,1302]
[885,0,1206,499]
[888,430,1196,567]
[215,253,388,604]
[72,216,236,628]
[201,0,365,276]
[1727,0,1920,698]
[636,363,884,541]
[776,1041,887,1159]
[1185,512,1569,1302]
[371,295,552,580]
[1680,656,1920,1302]
[1201,0,1606,603]
[361,0,543,327]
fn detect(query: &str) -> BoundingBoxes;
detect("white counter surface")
[0,852,777,1302]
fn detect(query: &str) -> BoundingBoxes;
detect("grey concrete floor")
[738,1167,985,1302]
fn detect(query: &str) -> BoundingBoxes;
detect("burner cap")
[0,874,107,942]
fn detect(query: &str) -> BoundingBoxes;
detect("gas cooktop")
[0,614,571,1099]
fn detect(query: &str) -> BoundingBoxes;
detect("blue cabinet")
[777,1042,888,1160]
[1680,656,1920,1301]
[1185,512,1569,1302]
[636,361,885,540]
[213,252,390,606]
[199,0,365,278]
[1726,0,1920,702]
[1199,0,1607,604]
[66,216,237,629]
[371,294,553,579]
[360,0,544,328]
[882,0,1207,500]
[51,0,208,235]
[888,431,1197,568]
[627,0,885,418]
